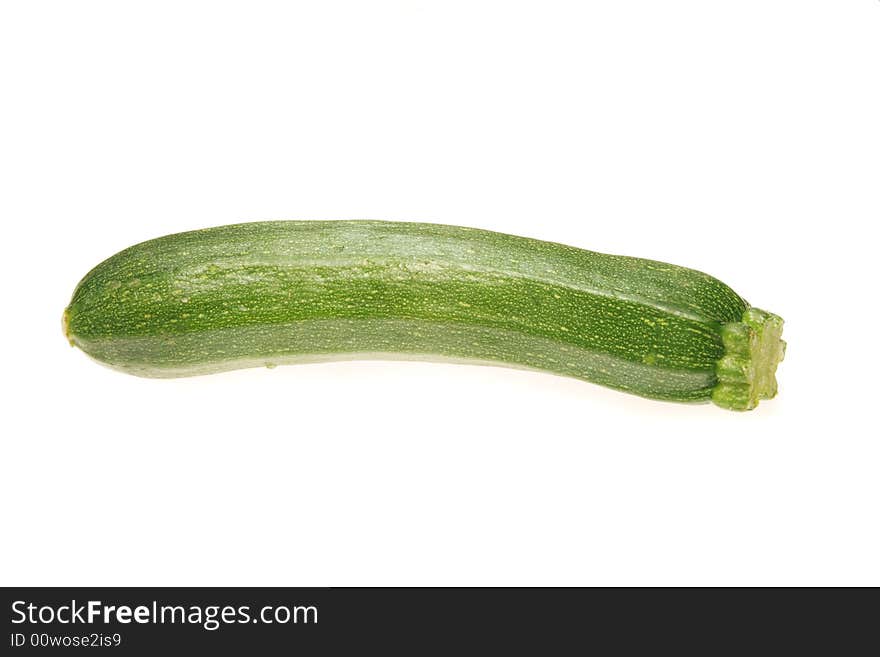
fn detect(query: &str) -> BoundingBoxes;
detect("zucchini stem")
[62,309,74,346]
[712,308,786,411]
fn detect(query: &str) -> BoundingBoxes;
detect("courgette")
[63,220,785,410]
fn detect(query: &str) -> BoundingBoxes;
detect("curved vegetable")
[63,220,785,410]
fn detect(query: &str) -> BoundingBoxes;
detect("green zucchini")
[63,220,785,410]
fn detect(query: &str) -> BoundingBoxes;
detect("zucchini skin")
[64,221,784,409]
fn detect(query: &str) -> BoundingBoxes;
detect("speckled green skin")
[64,221,784,409]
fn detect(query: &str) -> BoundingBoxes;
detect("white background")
[1,1,878,586]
